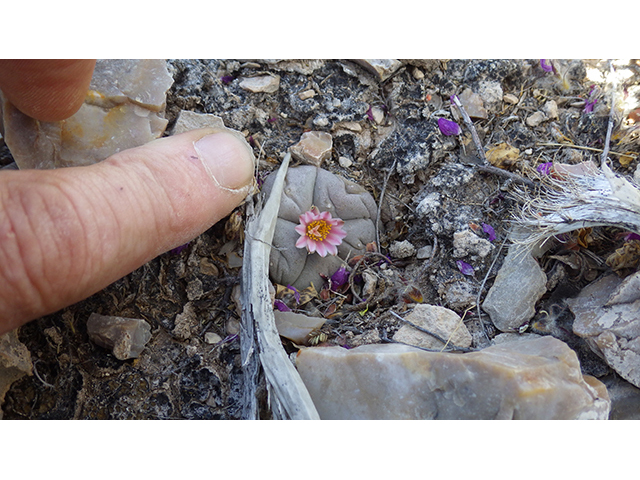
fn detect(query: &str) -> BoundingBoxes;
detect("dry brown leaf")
[486,143,520,169]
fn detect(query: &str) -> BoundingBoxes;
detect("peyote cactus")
[262,165,378,290]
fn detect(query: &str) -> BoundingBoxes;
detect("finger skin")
[0,128,254,334]
[0,59,96,121]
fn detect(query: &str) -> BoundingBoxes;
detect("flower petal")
[315,241,328,257]
[438,117,461,136]
[482,223,496,242]
[457,260,475,276]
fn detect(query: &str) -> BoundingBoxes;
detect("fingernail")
[194,132,255,191]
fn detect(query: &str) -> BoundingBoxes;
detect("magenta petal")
[540,59,553,72]
[330,266,349,288]
[274,299,291,312]
[482,223,496,242]
[457,260,475,276]
[536,162,553,175]
[438,117,461,136]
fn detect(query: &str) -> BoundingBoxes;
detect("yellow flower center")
[306,220,331,241]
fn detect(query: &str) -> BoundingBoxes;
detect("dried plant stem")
[376,158,397,249]
[241,152,319,420]
[452,95,535,188]
[451,95,487,164]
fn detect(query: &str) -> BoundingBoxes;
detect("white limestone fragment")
[290,131,333,167]
[452,229,493,259]
[296,337,610,419]
[239,74,280,93]
[482,246,547,332]
[568,273,640,388]
[393,304,472,350]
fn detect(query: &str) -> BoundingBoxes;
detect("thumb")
[0,59,96,122]
[0,128,255,334]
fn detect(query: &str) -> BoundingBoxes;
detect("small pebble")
[526,111,546,127]
[338,156,353,168]
[389,240,416,259]
[239,74,280,94]
[298,89,316,100]
[416,245,433,259]
[204,332,223,345]
[313,115,330,127]
[290,131,333,167]
[503,93,519,105]
[371,106,385,125]
[412,67,424,80]
[542,100,558,120]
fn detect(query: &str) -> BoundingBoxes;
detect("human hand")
[0,60,255,335]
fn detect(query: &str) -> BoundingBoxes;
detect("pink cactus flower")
[295,206,347,257]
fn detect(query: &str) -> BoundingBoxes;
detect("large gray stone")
[568,273,640,388]
[296,337,609,419]
[482,247,547,332]
[263,165,377,290]
[1,59,173,169]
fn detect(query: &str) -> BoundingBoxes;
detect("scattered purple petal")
[366,105,374,122]
[584,99,597,113]
[274,299,291,312]
[450,94,459,104]
[482,223,496,242]
[456,260,475,276]
[540,60,553,73]
[287,284,301,304]
[268,116,278,123]
[536,162,553,175]
[437,117,462,136]
[169,243,190,254]
[221,75,234,85]
[330,266,350,290]
[624,232,640,242]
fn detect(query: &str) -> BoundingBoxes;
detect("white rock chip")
[568,273,640,388]
[503,93,519,105]
[482,246,547,332]
[298,89,316,100]
[296,337,610,419]
[274,311,326,345]
[87,313,152,360]
[354,59,403,81]
[526,111,546,127]
[389,240,416,259]
[393,304,472,349]
[542,100,559,120]
[458,88,487,119]
[239,74,280,93]
[338,156,353,168]
[452,229,493,259]
[416,245,433,259]
[370,106,385,125]
[290,131,333,167]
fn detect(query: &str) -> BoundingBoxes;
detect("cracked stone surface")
[568,273,640,388]
[296,336,610,419]
[0,59,173,169]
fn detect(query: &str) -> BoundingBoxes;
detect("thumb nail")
[194,132,255,191]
